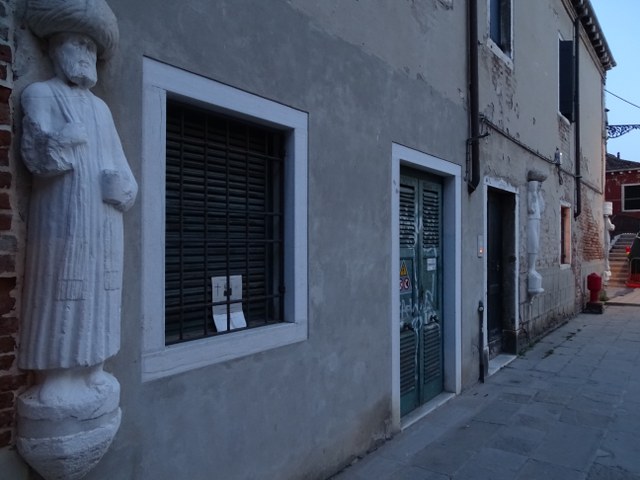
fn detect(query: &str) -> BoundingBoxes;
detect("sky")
[590,0,640,161]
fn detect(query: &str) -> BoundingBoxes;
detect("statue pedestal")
[16,372,121,480]
[584,301,604,314]
[528,271,544,296]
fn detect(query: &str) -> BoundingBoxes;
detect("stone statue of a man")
[17,1,136,478]
[19,0,136,385]
[527,170,547,295]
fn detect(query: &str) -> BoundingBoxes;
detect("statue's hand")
[57,122,88,148]
[101,169,136,211]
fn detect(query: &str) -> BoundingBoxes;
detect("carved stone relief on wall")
[17,1,136,478]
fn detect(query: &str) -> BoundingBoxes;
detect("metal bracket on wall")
[607,124,640,139]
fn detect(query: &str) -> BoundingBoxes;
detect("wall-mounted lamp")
[554,148,563,185]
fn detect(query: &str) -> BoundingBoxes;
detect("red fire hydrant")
[587,272,602,303]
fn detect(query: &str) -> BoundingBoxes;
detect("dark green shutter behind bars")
[165,101,285,344]
[399,171,443,416]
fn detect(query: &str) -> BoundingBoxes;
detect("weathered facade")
[0,0,612,479]
[476,0,612,354]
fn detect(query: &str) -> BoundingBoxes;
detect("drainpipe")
[467,0,480,193]
[478,301,485,382]
[574,4,582,218]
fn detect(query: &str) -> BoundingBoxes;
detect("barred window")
[142,58,307,380]
[165,101,286,344]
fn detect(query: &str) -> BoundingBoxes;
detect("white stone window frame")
[140,58,308,382]
[486,0,514,69]
[622,183,640,212]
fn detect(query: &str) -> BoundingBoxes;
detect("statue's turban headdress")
[27,0,119,59]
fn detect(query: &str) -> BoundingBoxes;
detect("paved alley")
[332,304,640,480]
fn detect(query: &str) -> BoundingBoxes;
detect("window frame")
[622,183,640,212]
[141,58,308,381]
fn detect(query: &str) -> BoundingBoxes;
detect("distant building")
[605,152,640,234]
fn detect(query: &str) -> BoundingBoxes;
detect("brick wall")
[579,187,604,262]
[0,0,25,449]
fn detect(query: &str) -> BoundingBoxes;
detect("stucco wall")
[10,1,470,479]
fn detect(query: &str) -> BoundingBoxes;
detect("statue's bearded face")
[50,33,98,89]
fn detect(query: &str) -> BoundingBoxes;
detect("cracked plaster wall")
[478,0,606,350]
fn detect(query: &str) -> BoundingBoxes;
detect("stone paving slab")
[330,305,640,480]
[607,288,640,306]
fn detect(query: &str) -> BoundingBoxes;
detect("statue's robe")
[19,77,137,370]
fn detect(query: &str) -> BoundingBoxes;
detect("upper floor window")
[558,39,575,122]
[623,184,640,211]
[489,0,512,56]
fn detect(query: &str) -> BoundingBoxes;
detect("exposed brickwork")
[0,147,8,166]
[0,0,24,450]
[580,187,604,262]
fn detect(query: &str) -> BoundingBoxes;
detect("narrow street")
[333,297,640,480]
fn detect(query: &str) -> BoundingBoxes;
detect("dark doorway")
[487,188,516,358]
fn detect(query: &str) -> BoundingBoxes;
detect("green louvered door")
[399,170,443,416]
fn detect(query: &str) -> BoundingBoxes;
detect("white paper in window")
[211,275,246,332]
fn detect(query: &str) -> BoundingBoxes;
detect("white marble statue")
[603,201,615,283]
[17,1,136,479]
[527,170,547,295]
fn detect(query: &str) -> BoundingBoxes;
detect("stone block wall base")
[584,301,604,314]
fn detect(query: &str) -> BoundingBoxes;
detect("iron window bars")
[165,100,285,344]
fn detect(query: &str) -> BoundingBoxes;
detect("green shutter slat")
[400,329,417,396]
[422,188,440,250]
[423,322,442,383]
[400,184,416,248]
